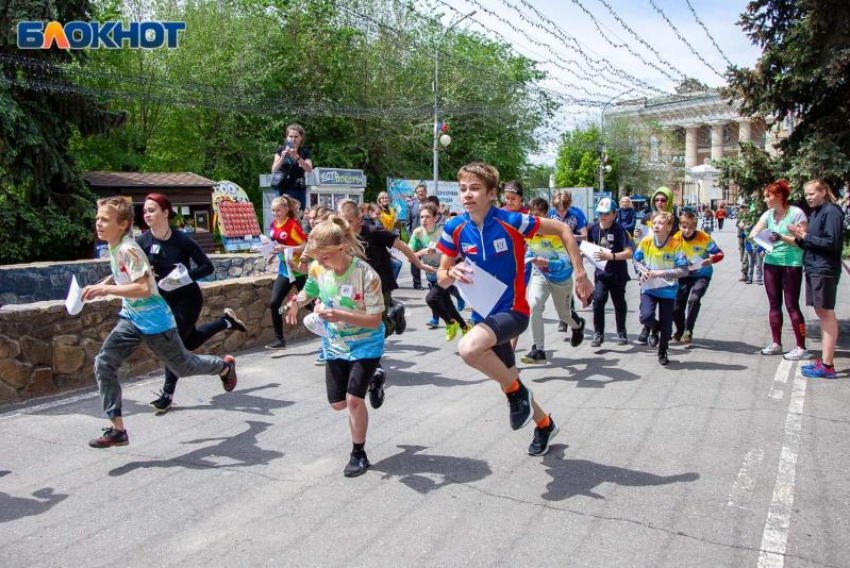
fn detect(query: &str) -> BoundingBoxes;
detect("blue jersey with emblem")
[438,206,540,321]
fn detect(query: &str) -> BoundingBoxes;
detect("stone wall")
[0,274,307,405]
[0,254,272,306]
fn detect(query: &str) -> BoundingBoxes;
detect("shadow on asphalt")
[0,470,68,524]
[667,360,747,372]
[371,445,492,494]
[533,356,641,388]
[685,338,764,355]
[174,384,294,416]
[34,397,153,418]
[108,420,283,477]
[541,445,700,501]
[381,358,488,389]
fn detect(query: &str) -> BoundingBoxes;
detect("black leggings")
[673,276,711,335]
[270,274,308,340]
[162,284,228,394]
[426,284,465,325]
[763,263,806,348]
[592,278,628,335]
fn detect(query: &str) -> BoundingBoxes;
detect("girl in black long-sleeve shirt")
[138,193,247,413]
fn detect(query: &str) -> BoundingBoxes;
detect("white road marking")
[767,358,792,400]
[728,448,765,508]
[757,364,806,568]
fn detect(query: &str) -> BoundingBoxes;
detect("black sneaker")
[369,368,386,409]
[528,416,560,456]
[557,321,569,332]
[569,317,586,347]
[520,347,546,365]
[658,350,670,367]
[221,355,237,392]
[88,427,129,449]
[388,302,407,335]
[506,380,534,430]
[265,338,286,350]
[591,333,603,347]
[647,327,659,348]
[222,308,247,333]
[672,332,682,342]
[616,332,628,345]
[149,390,173,415]
[344,452,370,477]
[636,326,649,345]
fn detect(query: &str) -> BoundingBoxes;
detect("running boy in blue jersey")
[436,163,593,456]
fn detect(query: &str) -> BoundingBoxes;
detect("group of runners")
[81,161,842,479]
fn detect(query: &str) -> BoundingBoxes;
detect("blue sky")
[436,0,762,161]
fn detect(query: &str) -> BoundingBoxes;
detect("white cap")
[596,197,615,214]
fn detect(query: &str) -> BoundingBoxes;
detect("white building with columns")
[610,86,788,206]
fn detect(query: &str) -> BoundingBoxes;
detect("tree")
[725,0,850,190]
[0,0,124,263]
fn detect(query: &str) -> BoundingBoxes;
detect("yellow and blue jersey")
[525,234,573,283]
[676,230,722,278]
[633,234,689,299]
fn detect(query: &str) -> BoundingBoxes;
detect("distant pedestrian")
[406,183,429,290]
[271,123,313,210]
[616,196,636,236]
[715,205,727,230]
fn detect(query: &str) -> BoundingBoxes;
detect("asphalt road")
[1,229,848,568]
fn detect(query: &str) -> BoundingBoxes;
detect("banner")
[212,180,262,252]
[386,178,462,216]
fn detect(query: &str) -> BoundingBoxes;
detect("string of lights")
[645,0,725,77]
[682,0,733,67]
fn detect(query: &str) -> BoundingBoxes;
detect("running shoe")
[445,321,460,341]
[222,308,247,333]
[221,356,238,392]
[265,338,286,350]
[591,333,604,348]
[746,280,752,285]
[389,302,407,335]
[528,416,560,456]
[461,322,474,336]
[616,332,628,345]
[456,296,466,312]
[149,390,173,415]
[761,342,783,355]
[344,452,370,477]
[636,326,649,345]
[801,359,820,371]
[672,332,683,342]
[682,330,693,344]
[784,347,813,361]
[426,317,439,329]
[315,351,327,366]
[647,326,659,348]
[88,427,129,449]
[801,360,837,379]
[569,317,586,347]
[506,380,534,430]
[520,347,546,365]
[557,321,569,332]
[369,368,386,409]
[658,350,670,367]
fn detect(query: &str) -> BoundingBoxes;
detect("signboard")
[386,178,462,218]
[212,180,262,252]
[314,168,367,187]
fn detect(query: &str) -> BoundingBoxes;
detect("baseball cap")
[596,197,615,214]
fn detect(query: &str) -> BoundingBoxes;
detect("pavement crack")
[454,482,840,568]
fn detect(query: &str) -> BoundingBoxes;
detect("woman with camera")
[749,181,809,360]
[271,123,314,211]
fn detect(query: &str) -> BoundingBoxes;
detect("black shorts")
[479,312,529,369]
[325,358,381,404]
[805,273,838,310]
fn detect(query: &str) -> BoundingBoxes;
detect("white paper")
[65,275,84,315]
[579,240,609,271]
[158,263,194,291]
[453,259,508,318]
[753,229,775,252]
[688,255,706,271]
[303,313,329,338]
[634,261,675,291]
[283,247,296,283]
[252,234,275,258]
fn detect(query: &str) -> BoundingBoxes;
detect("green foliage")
[725,0,850,189]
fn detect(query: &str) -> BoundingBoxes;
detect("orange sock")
[536,414,551,429]
[503,379,520,394]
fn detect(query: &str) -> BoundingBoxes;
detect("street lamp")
[434,11,475,195]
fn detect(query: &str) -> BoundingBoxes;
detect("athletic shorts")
[479,311,529,369]
[805,273,838,310]
[325,358,381,404]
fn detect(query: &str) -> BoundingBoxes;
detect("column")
[685,126,699,168]
[736,119,751,144]
[765,117,780,156]
[711,123,724,161]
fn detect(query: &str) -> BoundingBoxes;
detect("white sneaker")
[761,343,783,355]
[783,348,813,361]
